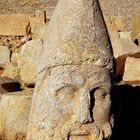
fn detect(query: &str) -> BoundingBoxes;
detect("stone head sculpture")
[27,0,114,140]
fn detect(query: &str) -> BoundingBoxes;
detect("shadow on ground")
[110,84,140,140]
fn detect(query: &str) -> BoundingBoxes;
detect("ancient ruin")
[27,0,114,139]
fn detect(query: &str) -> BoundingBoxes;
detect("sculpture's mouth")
[69,122,100,138]
[69,135,90,140]
[70,129,89,136]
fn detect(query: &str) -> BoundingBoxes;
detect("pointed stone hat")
[38,0,114,74]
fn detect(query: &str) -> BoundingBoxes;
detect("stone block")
[0,14,32,36]
[123,57,140,84]
[112,38,140,75]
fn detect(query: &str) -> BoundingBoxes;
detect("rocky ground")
[0,0,140,30]
[0,0,140,140]
[0,0,57,14]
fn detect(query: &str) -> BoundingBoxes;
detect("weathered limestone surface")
[112,38,140,75]
[0,91,32,140]
[123,57,140,84]
[27,0,114,140]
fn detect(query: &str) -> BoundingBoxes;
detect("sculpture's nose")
[74,89,92,124]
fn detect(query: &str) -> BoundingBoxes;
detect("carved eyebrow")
[56,84,77,93]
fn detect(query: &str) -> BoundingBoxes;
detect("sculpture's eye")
[56,86,77,99]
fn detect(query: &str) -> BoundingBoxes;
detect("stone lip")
[69,123,99,136]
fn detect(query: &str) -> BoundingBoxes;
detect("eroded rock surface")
[27,0,114,140]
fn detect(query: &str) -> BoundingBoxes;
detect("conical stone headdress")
[38,0,113,75]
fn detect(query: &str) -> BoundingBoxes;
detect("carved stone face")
[27,0,114,139]
[33,64,111,139]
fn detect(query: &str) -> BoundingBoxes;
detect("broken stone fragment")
[0,91,32,140]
